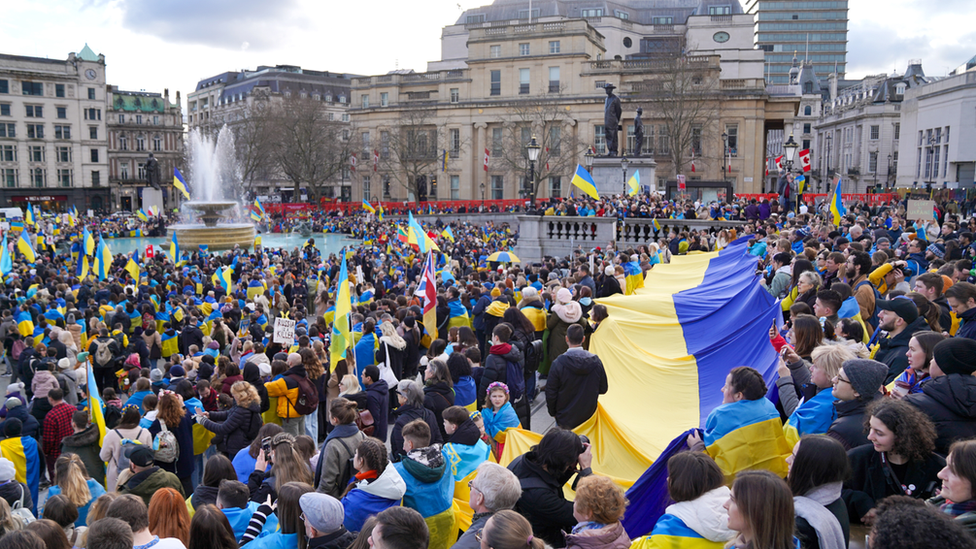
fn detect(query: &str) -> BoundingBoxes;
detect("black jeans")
[93,366,118,394]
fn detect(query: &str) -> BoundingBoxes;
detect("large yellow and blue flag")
[136,209,149,222]
[623,261,644,295]
[253,198,265,219]
[362,200,376,214]
[217,266,233,293]
[14,310,34,339]
[24,203,35,226]
[0,235,11,276]
[83,227,95,256]
[86,359,107,445]
[94,236,112,281]
[829,177,846,224]
[173,167,191,199]
[16,232,36,264]
[408,211,439,253]
[783,388,837,447]
[0,432,40,514]
[571,164,600,199]
[329,252,352,370]
[170,233,180,266]
[627,170,640,196]
[441,226,455,243]
[77,254,89,282]
[124,251,141,281]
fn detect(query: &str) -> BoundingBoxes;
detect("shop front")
[2,188,113,214]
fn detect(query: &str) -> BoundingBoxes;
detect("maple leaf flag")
[483,148,490,172]
[799,149,812,172]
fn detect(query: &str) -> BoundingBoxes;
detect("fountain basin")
[170,223,256,251]
[183,200,240,228]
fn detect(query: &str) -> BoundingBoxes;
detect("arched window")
[804,105,812,116]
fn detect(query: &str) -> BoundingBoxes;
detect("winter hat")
[842,359,888,399]
[605,265,615,277]
[126,446,155,467]
[933,338,976,376]
[197,362,214,381]
[490,287,501,298]
[0,459,15,482]
[299,493,345,534]
[169,365,186,378]
[207,341,220,350]
[3,418,21,438]
[57,358,70,371]
[5,382,24,396]
[4,397,21,410]
[150,369,164,382]
[556,288,573,305]
[927,243,946,259]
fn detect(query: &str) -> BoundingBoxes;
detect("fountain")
[169,127,256,251]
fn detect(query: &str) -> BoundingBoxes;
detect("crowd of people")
[0,190,973,549]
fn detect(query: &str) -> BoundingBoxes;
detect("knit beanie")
[933,338,976,376]
[556,288,573,304]
[843,359,888,399]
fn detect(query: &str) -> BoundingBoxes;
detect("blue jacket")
[393,446,454,518]
[45,478,106,526]
[354,333,376,381]
[246,532,296,549]
[957,308,976,341]
[233,447,259,483]
[341,466,406,532]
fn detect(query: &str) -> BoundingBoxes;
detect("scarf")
[355,469,379,482]
[793,482,845,549]
[941,499,976,517]
[571,521,605,535]
[489,343,512,356]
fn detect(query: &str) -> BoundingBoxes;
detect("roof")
[456,0,743,25]
[110,91,173,113]
[77,44,99,62]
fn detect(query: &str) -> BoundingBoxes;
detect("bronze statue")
[603,84,622,157]
[145,153,162,191]
[634,107,644,157]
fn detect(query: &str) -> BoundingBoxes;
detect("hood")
[665,486,735,542]
[223,501,260,533]
[190,485,220,509]
[6,405,28,422]
[448,419,482,446]
[401,444,446,483]
[61,424,100,447]
[553,301,582,323]
[425,381,453,399]
[367,379,389,394]
[490,343,522,363]
[358,464,407,500]
[284,364,307,378]
[561,348,601,375]
[565,522,630,549]
[242,363,262,385]
[921,374,976,419]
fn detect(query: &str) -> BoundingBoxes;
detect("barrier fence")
[734,193,900,206]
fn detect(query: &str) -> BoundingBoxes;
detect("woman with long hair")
[893,331,945,395]
[248,433,313,504]
[446,352,476,410]
[845,399,945,524]
[240,482,313,549]
[198,381,263,459]
[479,510,546,549]
[187,504,237,549]
[787,435,851,549]
[341,438,406,532]
[188,454,237,515]
[231,423,282,484]
[0,499,22,539]
[85,493,118,525]
[789,314,824,362]
[929,439,976,534]
[45,455,105,527]
[376,321,407,383]
[148,487,191,546]
[907,292,943,333]
[724,470,797,549]
[423,359,455,441]
[149,392,196,495]
[299,348,324,442]
[314,398,366,498]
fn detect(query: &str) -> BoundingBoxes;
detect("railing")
[543,22,565,31]
[722,79,746,89]
[485,27,507,35]
[653,24,675,33]
[734,193,899,206]
[766,84,801,96]
[617,218,740,244]
[377,75,393,83]
[710,14,733,22]
[513,24,534,33]
[546,218,601,242]
[403,72,441,82]
[262,199,530,216]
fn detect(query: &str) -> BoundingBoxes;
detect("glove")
[194,414,204,425]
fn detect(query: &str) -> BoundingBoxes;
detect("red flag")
[691,160,695,173]
[350,153,357,172]
[799,149,811,172]
[145,244,154,259]
[775,155,784,170]
[765,160,769,177]
[483,148,490,172]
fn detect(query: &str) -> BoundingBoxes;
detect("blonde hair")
[810,343,856,381]
[54,455,91,508]
[0,498,22,535]
[339,374,361,395]
[230,381,260,409]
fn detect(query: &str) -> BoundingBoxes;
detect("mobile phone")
[261,436,272,461]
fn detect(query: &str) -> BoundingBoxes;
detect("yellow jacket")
[265,368,305,419]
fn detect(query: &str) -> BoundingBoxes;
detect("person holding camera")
[507,429,593,548]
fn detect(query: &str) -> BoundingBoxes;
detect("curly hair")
[230,381,260,409]
[574,475,628,524]
[156,393,186,428]
[299,348,324,381]
[865,399,937,463]
[870,495,976,549]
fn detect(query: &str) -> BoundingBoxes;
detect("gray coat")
[451,512,492,549]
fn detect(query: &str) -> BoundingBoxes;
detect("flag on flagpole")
[93,236,111,281]
[828,176,846,224]
[441,226,455,242]
[774,155,784,171]
[124,251,141,281]
[483,148,490,171]
[362,200,376,214]
[173,168,191,199]
[627,170,640,196]
[16,232,36,264]
[570,164,600,199]
[25,204,35,226]
[0,235,11,275]
[442,149,448,172]
[798,149,812,173]
[170,233,180,266]
[419,251,438,338]
[136,209,149,222]
[86,359,107,445]
[349,153,357,172]
[83,227,95,256]
[329,252,353,369]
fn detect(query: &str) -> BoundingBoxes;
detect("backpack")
[115,428,145,474]
[286,374,319,416]
[333,435,359,492]
[104,405,122,430]
[152,419,179,463]
[10,484,35,527]
[505,359,525,401]
[10,339,26,361]
[524,339,544,373]
[94,339,115,368]
[854,280,882,329]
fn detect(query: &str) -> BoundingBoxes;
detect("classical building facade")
[350,9,802,203]
[0,45,111,212]
[106,88,183,211]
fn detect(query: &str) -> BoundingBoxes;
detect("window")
[28,146,43,162]
[549,67,560,92]
[88,88,95,100]
[490,70,501,96]
[341,113,349,122]
[380,92,388,107]
[91,170,100,187]
[870,125,879,140]
[581,8,604,17]
[802,139,810,150]
[466,14,485,24]
[25,105,42,118]
[362,94,369,108]
[519,68,530,94]
[135,115,142,124]
[691,126,702,156]
[803,123,811,134]
[491,175,504,199]
[381,131,390,159]
[137,163,146,180]
[120,161,129,179]
[31,168,45,187]
[519,43,530,56]
[118,114,125,123]
[0,123,14,137]
[869,152,878,173]
[490,45,501,58]
[119,135,128,151]
[658,125,670,155]
[652,16,673,24]
[450,128,460,155]
[153,116,159,125]
[708,6,731,15]
[429,177,437,200]
[26,124,43,139]
[614,10,630,19]
[0,104,8,116]
[90,148,99,162]
[338,95,346,104]
[726,124,738,157]
[518,8,540,19]
[22,82,43,96]
[57,169,72,187]
[595,125,606,154]
[89,127,97,139]
[3,169,16,188]
[894,123,900,140]
[56,146,71,163]
[0,80,7,94]
[492,128,503,156]
[1,145,15,162]
[362,175,370,201]
[627,125,653,155]
[521,126,531,148]
[84,108,100,120]
[548,126,561,156]
[895,83,906,95]
[54,125,70,139]
[136,135,145,151]
[328,113,334,121]
[450,88,459,103]
[549,41,560,54]
[549,176,562,198]
[450,174,460,200]
[804,105,812,116]
[362,132,370,154]
[56,107,66,119]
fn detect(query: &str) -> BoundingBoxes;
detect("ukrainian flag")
[634,514,727,549]
[173,167,191,199]
[83,227,95,256]
[85,359,108,446]
[125,252,141,281]
[0,435,40,515]
[623,261,644,295]
[441,226,455,243]
[362,200,376,214]
[447,299,471,330]
[15,310,34,339]
[251,198,265,222]
[247,279,266,300]
[571,164,600,199]
[136,209,149,222]
[627,170,640,197]
[829,182,846,225]
[16,232,36,264]
[169,233,180,266]
[329,253,353,369]
[25,203,35,226]
[653,218,661,231]
[783,388,837,447]
[217,266,233,293]
[444,440,492,531]
[0,235,11,276]
[94,236,111,281]
[702,397,790,483]
[161,330,179,357]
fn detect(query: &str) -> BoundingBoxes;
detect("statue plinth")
[590,157,658,197]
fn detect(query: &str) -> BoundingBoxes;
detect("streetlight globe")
[620,155,629,172]
[783,134,799,164]
[527,135,541,162]
[584,151,595,169]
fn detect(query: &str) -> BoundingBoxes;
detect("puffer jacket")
[478,343,522,408]
[201,401,262,458]
[565,522,631,549]
[423,381,455,441]
[264,364,308,419]
[0,404,39,440]
[391,405,442,463]
[59,424,105,485]
[341,465,407,532]
[905,374,976,455]
[509,450,590,548]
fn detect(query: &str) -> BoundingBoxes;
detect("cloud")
[847,21,976,79]
[114,0,304,50]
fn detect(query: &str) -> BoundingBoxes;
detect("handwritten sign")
[906,199,935,221]
[273,318,296,345]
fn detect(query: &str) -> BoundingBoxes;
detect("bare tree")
[231,102,276,196]
[378,108,466,201]
[637,50,721,177]
[493,91,584,200]
[267,96,355,202]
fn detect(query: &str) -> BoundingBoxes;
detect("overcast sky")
[1,0,973,108]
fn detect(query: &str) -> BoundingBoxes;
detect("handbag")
[376,341,399,387]
[11,483,35,526]
[356,409,375,437]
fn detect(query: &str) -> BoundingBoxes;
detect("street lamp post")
[825,134,833,194]
[783,133,799,211]
[526,135,541,209]
[620,155,629,196]
[886,154,893,192]
[721,132,728,179]
[479,182,485,211]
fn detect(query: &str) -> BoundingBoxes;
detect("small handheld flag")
[570,164,600,200]
[362,200,376,214]
[627,170,640,196]
[16,233,36,264]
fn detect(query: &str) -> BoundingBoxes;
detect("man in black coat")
[179,317,205,356]
[545,325,608,430]
[873,299,927,383]
[905,338,976,455]
[362,366,389,443]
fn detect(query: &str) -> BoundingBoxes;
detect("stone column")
[474,122,487,200]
